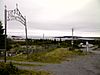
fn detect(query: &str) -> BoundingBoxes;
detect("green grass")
[18,70,51,75]
[13,62,44,67]
[7,48,86,63]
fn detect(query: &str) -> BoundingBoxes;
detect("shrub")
[0,62,19,75]
[0,62,51,75]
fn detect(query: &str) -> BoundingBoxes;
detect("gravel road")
[34,53,100,75]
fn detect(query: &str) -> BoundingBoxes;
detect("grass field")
[13,62,44,67]
[7,48,86,63]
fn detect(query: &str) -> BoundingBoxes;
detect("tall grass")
[8,48,85,63]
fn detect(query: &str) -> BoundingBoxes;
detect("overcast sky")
[0,0,100,37]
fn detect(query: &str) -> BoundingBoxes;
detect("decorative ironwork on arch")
[4,4,28,62]
[7,4,26,25]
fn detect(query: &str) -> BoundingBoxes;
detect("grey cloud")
[27,0,100,32]
[2,0,100,36]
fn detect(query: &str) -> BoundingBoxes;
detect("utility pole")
[71,28,74,49]
[43,33,45,51]
[25,17,28,59]
[4,5,7,63]
[43,33,44,40]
